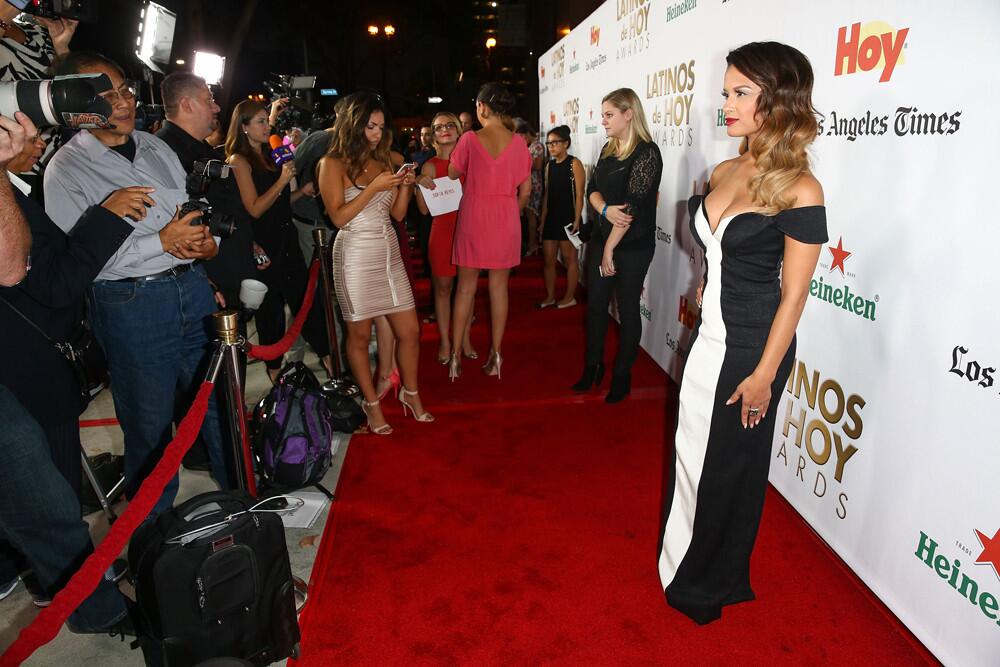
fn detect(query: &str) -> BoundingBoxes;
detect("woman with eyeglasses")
[415,112,478,365]
[226,100,332,384]
[573,88,662,403]
[537,125,585,309]
[445,82,531,381]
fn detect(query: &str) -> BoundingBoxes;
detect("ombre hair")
[726,41,819,214]
[225,100,273,172]
[327,92,394,181]
[600,88,652,160]
[430,111,463,149]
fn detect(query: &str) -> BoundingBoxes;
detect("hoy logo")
[835,22,908,83]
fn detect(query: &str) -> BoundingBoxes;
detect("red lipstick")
[724,118,738,126]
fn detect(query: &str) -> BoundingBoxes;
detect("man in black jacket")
[157,72,256,311]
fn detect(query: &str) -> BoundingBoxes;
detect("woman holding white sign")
[415,111,478,365]
[657,42,828,624]
[574,88,662,403]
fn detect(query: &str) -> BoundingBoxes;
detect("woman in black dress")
[658,42,827,624]
[537,125,585,309]
[226,100,330,382]
[572,88,662,403]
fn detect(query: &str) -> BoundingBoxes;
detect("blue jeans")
[0,386,127,631]
[89,265,231,517]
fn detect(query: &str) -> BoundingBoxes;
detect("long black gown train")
[658,194,827,624]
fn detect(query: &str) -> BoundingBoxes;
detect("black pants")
[583,239,654,376]
[255,228,331,370]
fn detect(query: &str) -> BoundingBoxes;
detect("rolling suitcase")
[127,491,300,666]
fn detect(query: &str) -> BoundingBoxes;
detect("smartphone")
[396,163,417,176]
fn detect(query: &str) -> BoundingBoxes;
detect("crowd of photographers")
[0,8,344,637]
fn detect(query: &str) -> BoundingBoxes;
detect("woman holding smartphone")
[573,88,662,403]
[317,92,433,434]
[537,125,585,309]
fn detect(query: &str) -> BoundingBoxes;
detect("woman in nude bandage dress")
[317,92,433,434]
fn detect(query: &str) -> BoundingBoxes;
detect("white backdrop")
[538,2,1000,665]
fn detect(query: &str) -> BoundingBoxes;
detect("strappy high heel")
[482,350,503,379]
[375,368,400,401]
[398,387,434,422]
[448,353,462,382]
[360,399,392,435]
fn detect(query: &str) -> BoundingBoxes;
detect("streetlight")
[365,22,398,93]
[485,37,497,77]
[485,37,497,49]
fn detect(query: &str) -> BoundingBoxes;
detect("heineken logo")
[915,531,1000,628]
[809,276,878,321]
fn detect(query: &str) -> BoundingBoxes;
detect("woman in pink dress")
[446,83,531,380]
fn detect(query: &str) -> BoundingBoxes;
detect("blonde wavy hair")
[326,92,394,181]
[600,88,652,160]
[430,112,463,149]
[726,42,819,214]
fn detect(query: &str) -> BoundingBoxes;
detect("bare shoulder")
[227,153,248,168]
[420,159,437,179]
[708,157,740,189]
[788,172,825,207]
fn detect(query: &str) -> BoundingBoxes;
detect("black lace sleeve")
[624,142,662,207]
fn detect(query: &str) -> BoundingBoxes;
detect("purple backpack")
[252,363,333,492]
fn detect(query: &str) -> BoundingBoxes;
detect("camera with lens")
[7,0,99,22]
[0,74,113,129]
[263,74,318,134]
[134,103,165,132]
[182,159,235,238]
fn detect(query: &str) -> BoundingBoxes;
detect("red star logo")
[828,237,852,275]
[540,66,545,78]
[589,109,594,119]
[975,528,1000,581]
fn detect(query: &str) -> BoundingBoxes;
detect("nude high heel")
[360,399,393,435]
[482,350,503,379]
[398,387,434,422]
[448,353,462,382]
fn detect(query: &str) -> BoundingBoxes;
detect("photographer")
[0,110,132,636]
[157,71,255,311]
[44,52,232,516]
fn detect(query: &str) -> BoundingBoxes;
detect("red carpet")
[294,257,936,665]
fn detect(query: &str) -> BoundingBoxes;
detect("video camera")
[262,74,321,134]
[134,103,165,132]
[7,0,99,22]
[0,74,114,129]
[180,159,236,238]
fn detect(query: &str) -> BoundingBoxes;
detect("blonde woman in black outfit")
[572,88,662,403]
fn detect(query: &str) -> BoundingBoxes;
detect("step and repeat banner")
[538,1,999,664]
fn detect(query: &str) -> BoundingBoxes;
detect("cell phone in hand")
[396,163,417,176]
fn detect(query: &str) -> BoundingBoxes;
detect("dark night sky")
[68,0,602,133]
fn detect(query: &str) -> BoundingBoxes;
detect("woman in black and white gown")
[658,42,829,625]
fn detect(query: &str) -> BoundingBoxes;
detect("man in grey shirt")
[44,52,232,515]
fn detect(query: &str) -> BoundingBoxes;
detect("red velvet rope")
[0,381,215,667]
[246,260,321,361]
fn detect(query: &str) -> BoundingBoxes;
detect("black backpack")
[127,491,300,666]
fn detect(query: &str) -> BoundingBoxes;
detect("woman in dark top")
[226,100,330,382]
[538,125,585,309]
[573,88,662,403]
